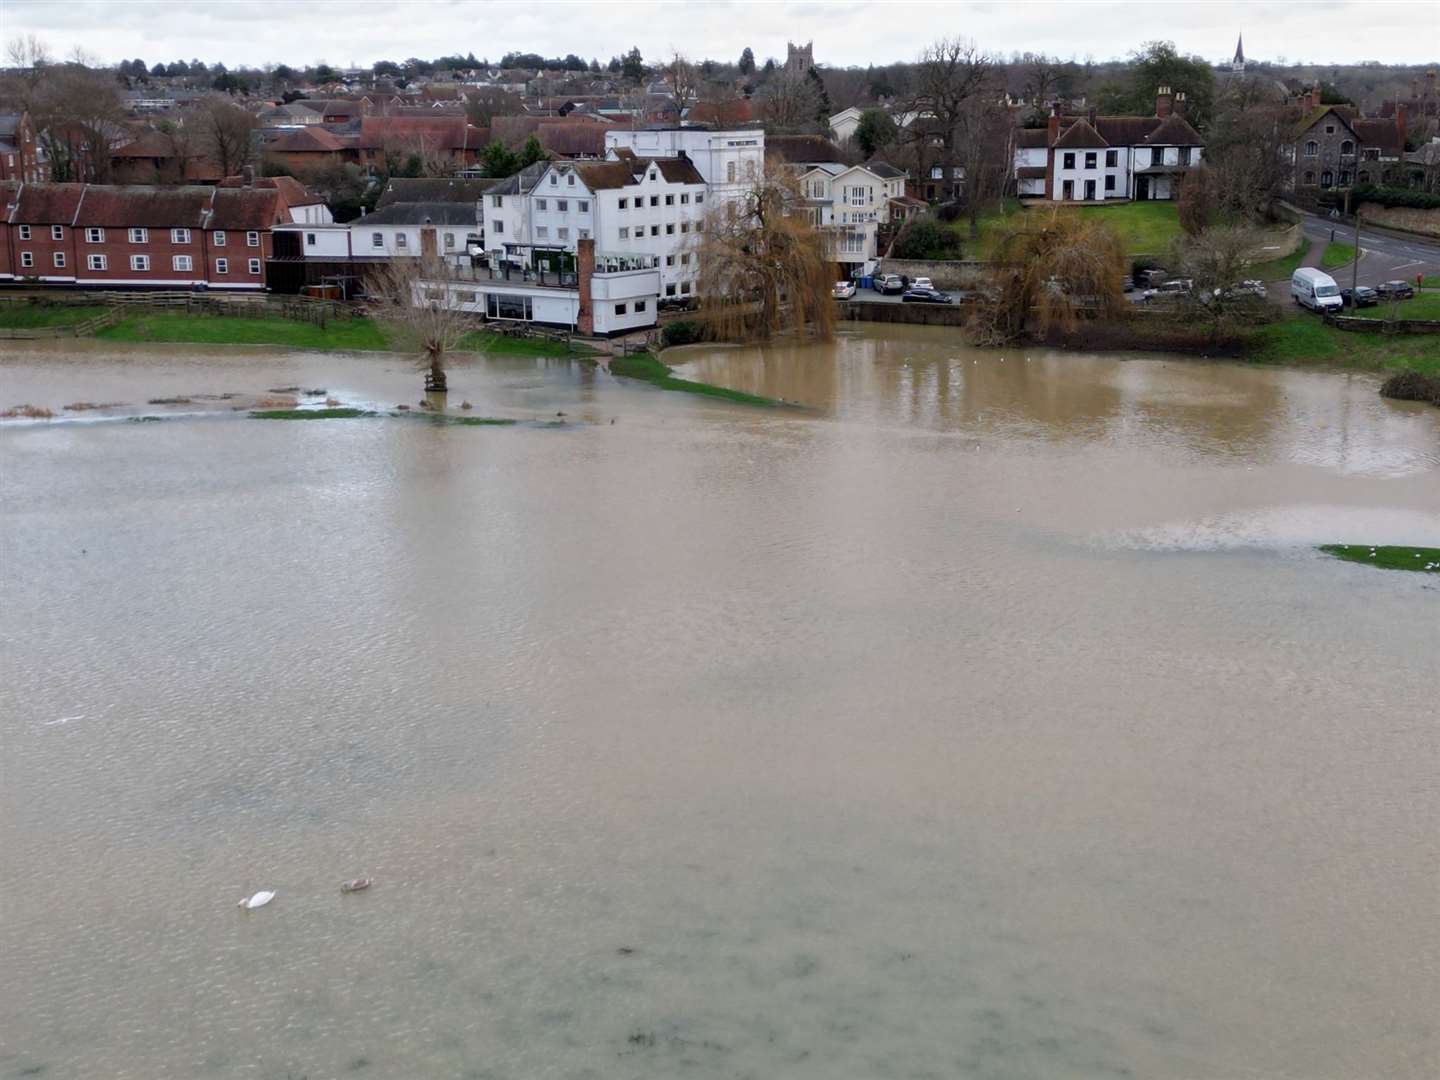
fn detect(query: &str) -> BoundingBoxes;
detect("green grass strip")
[610,353,787,407]
[1250,237,1311,282]
[250,408,374,420]
[0,304,109,328]
[1320,241,1356,270]
[1318,545,1440,572]
[99,312,391,351]
[456,330,597,358]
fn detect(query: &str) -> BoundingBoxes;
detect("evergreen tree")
[622,47,644,82]
[518,135,547,168]
[738,47,755,75]
[479,139,519,177]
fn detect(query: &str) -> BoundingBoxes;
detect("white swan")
[238,890,276,910]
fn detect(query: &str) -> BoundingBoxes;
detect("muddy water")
[2,328,1437,1080]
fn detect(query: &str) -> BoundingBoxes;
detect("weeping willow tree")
[367,253,474,393]
[694,165,836,343]
[970,211,1128,345]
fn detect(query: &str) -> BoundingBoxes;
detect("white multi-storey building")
[603,127,766,203]
[796,161,908,274]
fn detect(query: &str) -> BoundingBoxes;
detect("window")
[1339,171,1351,186]
[1105,150,1117,168]
[126,227,147,243]
[246,231,260,247]
[634,299,646,313]
[665,283,676,296]
[558,227,569,240]
[395,233,407,248]
[1340,140,1354,156]
[86,227,104,243]
[53,251,65,267]
[444,232,455,248]
[87,254,107,270]
[650,225,659,236]
[51,225,63,240]
[1084,152,1097,169]
[665,223,675,234]
[1104,175,1116,192]
[680,280,691,294]
[213,230,227,246]
[567,173,574,185]
[1303,171,1315,184]
[372,232,384,247]
[171,228,190,244]
[695,193,703,204]
[680,193,690,204]
[536,225,550,238]
[248,259,261,274]
[1179,147,1192,165]
[549,173,557,185]
[579,229,589,239]
[20,251,33,267]
[215,258,228,274]
[614,303,627,315]
[492,195,503,207]
[619,227,629,239]
[665,254,675,266]
[726,161,736,182]
[492,220,503,234]
[173,255,192,271]
[665,195,674,206]
[578,200,589,212]
[680,253,690,265]
[537,198,547,210]
[619,198,628,209]
[1305,140,1319,157]
[1062,152,1075,169]
[1320,170,1333,189]
[681,222,690,233]
[130,254,148,270]
[1363,148,1380,160]
[1324,124,1335,135]
[18,225,30,240]
[557,200,567,211]
[485,293,533,320]
[1358,171,1370,184]
[649,196,658,207]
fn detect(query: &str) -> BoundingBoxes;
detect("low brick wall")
[1327,313,1440,334]
[876,259,999,290]
[1356,203,1440,239]
[838,300,971,326]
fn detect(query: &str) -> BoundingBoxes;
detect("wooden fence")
[0,307,121,339]
[1325,313,1440,334]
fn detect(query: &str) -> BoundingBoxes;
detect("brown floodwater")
[1,326,1437,1080]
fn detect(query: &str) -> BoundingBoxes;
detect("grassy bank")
[611,353,786,406]
[1319,545,1440,572]
[98,312,392,351]
[1244,315,1440,377]
[1320,241,1356,270]
[1348,293,1440,321]
[1250,237,1311,282]
[456,330,595,357]
[968,200,1184,260]
[0,303,109,328]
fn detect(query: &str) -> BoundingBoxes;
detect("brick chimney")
[1155,85,1172,118]
[1310,86,1323,109]
[1174,91,1187,117]
[1045,102,1061,199]
[576,236,594,335]
[1087,106,1096,128]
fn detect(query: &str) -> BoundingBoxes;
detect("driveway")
[1296,209,1440,289]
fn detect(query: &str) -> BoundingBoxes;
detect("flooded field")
[2,327,1437,1079]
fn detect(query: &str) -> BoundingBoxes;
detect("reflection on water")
[2,329,1438,1080]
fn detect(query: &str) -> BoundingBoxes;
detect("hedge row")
[1350,185,1440,211]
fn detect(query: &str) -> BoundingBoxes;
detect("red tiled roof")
[1351,118,1402,155]
[216,174,325,207]
[73,185,214,228]
[1052,118,1108,149]
[113,129,180,158]
[1015,128,1049,147]
[1143,115,1203,145]
[266,127,349,152]
[10,183,87,224]
[356,116,483,150]
[208,188,285,230]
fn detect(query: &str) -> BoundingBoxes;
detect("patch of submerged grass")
[446,416,517,426]
[1319,544,1440,572]
[64,401,127,411]
[1,404,55,418]
[250,407,373,420]
[611,352,789,407]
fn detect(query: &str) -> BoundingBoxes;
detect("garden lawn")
[1245,314,1440,377]
[0,304,109,328]
[1320,241,1356,270]
[1347,293,1440,321]
[965,200,1184,260]
[98,312,391,351]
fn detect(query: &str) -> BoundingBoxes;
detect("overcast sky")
[5,0,1438,69]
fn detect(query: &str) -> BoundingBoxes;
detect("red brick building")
[0,112,45,183]
[0,179,314,289]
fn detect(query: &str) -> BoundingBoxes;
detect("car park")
[900,287,953,304]
[1341,285,1378,308]
[1374,280,1415,300]
[832,280,857,300]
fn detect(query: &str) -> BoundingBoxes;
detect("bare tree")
[757,69,823,133]
[187,95,257,179]
[694,164,835,343]
[955,94,1015,239]
[1206,81,1295,221]
[904,37,997,206]
[1174,224,1271,335]
[463,86,521,127]
[1021,53,1066,109]
[666,51,701,116]
[366,253,474,393]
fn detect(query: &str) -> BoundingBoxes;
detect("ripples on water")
[1,330,1437,1079]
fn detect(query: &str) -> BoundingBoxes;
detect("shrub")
[892,219,963,260]
[1351,185,1440,211]
[1379,370,1440,406]
[661,320,705,347]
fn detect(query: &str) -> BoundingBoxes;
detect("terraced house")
[1287,91,1407,196]
[1013,88,1205,202]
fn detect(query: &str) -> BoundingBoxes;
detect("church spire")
[1232,33,1246,73]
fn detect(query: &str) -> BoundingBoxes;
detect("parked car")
[1139,268,1169,287]
[1341,285,1378,308]
[1374,280,1415,300]
[1121,275,1135,293]
[1291,267,1344,312]
[900,287,954,304]
[873,273,906,295]
[1210,279,1268,302]
[910,276,935,291]
[832,280,857,300]
[1142,278,1194,301]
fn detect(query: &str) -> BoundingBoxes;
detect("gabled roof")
[799,162,847,177]
[1053,118,1108,149]
[1143,115,1203,146]
[1015,128,1049,148]
[112,129,182,158]
[653,157,704,184]
[356,116,483,150]
[1093,117,1162,146]
[484,162,548,196]
[73,185,214,228]
[208,188,285,230]
[360,201,479,225]
[9,183,87,224]
[267,126,350,152]
[766,134,844,164]
[377,178,495,206]
[863,160,905,179]
[1351,118,1402,155]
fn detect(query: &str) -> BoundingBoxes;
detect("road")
[1297,210,1440,289]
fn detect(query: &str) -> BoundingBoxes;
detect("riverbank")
[611,352,790,407]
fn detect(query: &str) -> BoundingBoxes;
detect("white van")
[1291,267,1344,312]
